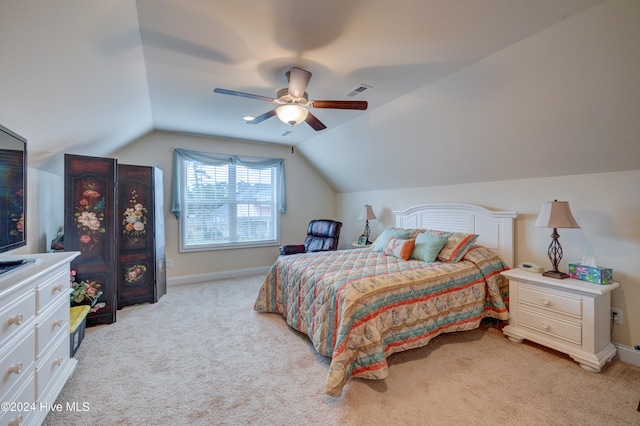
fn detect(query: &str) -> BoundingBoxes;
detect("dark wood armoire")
[117,164,166,308]
[65,155,166,326]
[65,154,118,326]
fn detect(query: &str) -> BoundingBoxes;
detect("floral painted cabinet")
[117,164,166,308]
[64,154,117,326]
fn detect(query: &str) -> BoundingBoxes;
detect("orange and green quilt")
[254,245,510,396]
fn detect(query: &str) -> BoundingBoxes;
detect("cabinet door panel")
[65,154,117,326]
[117,165,166,308]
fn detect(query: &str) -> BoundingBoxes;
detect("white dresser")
[0,252,80,426]
[501,268,619,372]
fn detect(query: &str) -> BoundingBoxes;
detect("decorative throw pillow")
[383,237,415,261]
[436,231,479,262]
[411,232,449,262]
[371,229,411,252]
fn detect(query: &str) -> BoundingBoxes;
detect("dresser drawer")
[36,301,69,359]
[35,334,70,400]
[518,284,582,318]
[0,329,35,402]
[0,375,35,426]
[0,289,35,348]
[518,308,582,345]
[36,268,68,314]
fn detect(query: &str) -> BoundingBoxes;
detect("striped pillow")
[435,231,479,262]
[383,237,415,261]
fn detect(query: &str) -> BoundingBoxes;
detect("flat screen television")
[0,123,27,265]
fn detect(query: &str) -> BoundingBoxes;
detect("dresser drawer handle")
[53,319,64,328]
[8,362,23,375]
[52,284,64,293]
[53,357,64,367]
[541,322,550,330]
[541,298,551,306]
[8,415,23,426]
[8,313,23,326]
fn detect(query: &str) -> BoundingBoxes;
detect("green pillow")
[372,229,411,252]
[411,232,449,262]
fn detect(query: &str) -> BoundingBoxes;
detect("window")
[172,149,286,252]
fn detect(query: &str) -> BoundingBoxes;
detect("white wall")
[110,130,337,279]
[10,167,64,256]
[337,169,640,348]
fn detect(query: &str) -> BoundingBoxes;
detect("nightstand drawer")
[519,308,582,345]
[518,285,581,318]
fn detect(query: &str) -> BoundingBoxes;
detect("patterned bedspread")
[254,245,510,396]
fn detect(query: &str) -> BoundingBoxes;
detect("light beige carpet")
[45,275,640,425]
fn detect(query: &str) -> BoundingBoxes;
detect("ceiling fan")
[213,67,368,131]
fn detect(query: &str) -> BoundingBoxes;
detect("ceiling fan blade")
[247,109,277,124]
[213,88,275,103]
[288,67,312,98]
[305,111,327,131]
[311,100,368,110]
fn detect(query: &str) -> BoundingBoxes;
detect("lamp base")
[542,270,570,279]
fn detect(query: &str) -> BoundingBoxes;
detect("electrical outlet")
[611,308,623,325]
[166,259,173,268]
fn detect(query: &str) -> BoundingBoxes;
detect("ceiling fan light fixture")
[276,104,308,125]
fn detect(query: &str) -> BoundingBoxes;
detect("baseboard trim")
[167,266,271,286]
[613,342,640,367]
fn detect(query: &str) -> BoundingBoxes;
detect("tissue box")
[568,264,613,285]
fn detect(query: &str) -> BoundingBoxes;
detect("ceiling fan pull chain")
[290,124,295,154]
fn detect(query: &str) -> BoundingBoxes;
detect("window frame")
[177,153,282,252]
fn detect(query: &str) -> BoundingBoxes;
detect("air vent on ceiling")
[346,84,372,98]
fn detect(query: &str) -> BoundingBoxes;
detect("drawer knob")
[541,322,550,330]
[8,362,23,375]
[8,415,23,426]
[541,298,551,306]
[8,313,23,326]
[53,319,64,328]
[52,284,64,293]
[53,357,64,367]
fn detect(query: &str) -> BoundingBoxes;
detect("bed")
[254,203,518,396]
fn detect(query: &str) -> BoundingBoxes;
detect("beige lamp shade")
[358,205,376,221]
[534,200,580,229]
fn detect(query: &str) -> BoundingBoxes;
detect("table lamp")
[534,200,580,279]
[358,205,376,244]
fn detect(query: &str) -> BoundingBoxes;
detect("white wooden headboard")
[393,203,518,267]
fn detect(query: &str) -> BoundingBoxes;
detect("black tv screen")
[0,124,27,254]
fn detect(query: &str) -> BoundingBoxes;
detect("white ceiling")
[4,0,638,193]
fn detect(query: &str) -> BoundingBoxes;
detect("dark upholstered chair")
[279,219,343,255]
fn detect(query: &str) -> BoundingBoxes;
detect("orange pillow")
[383,237,415,261]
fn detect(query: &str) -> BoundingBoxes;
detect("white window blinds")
[172,149,285,251]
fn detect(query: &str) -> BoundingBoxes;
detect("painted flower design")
[70,269,104,309]
[122,190,147,243]
[74,182,106,251]
[125,264,147,284]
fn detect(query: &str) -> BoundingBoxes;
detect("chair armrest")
[280,244,306,255]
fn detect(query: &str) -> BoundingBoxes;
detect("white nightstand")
[501,268,619,372]
[351,242,372,248]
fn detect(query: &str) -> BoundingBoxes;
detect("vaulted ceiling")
[3,0,638,193]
